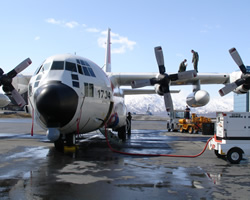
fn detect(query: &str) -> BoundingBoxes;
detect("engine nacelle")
[107,97,127,129]
[186,90,210,107]
[154,84,164,96]
[234,84,249,94]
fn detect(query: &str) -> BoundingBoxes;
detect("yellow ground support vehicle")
[178,113,212,134]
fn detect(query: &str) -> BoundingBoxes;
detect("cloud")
[46,18,61,25]
[45,18,136,53]
[65,21,79,28]
[34,36,40,41]
[46,18,79,28]
[98,30,136,54]
[86,28,100,33]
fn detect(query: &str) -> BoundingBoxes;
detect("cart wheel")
[180,127,184,133]
[214,150,226,159]
[188,126,193,134]
[167,123,171,132]
[227,148,243,164]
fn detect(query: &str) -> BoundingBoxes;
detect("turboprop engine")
[186,90,210,107]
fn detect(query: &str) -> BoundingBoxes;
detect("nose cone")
[34,81,78,127]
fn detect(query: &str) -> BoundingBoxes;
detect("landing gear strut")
[54,133,76,152]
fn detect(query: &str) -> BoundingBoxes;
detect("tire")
[214,150,226,159]
[118,126,126,141]
[180,126,184,133]
[227,148,243,164]
[188,126,193,134]
[54,135,64,152]
[167,123,171,132]
[171,124,175,132]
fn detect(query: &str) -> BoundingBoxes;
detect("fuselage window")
[51,61,64,70]
[84,83,89,97]
[72,81,79,88]
[36,74,42,81]
[65,62,77,72]
[89,84,94,97]
[71,74,79,80]
[34,81,39,88]
[84,83,94,97]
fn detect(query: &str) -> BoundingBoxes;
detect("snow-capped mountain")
[125,91,233,116]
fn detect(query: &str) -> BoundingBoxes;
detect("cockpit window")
[65,61,77,72]
[51,61,64,70]
[43,62,51,71]
[34,61,51,75]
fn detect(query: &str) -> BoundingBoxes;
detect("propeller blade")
[0,68,4,76]
[11,88,26,107]
[164,93,173,112]
[154,46,165,74]
[7,58,32,78]
[218,79,245,96]
[131,79,152,88]
[229,48,246,74]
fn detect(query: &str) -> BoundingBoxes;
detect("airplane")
[0,28,248,151]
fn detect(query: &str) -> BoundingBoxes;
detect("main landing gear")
[117,119,131,141]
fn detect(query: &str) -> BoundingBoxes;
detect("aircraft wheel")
[66,133,76,146]
[227,148,243,164]
[54,135,64,152]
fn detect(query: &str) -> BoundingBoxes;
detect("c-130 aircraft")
[0,28,248,151]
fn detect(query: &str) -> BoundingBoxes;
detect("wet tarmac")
[0,118,250,199]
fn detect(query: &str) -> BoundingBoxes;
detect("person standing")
[185,105,190,119]
[191,49,199,73]
[127,112,132,138]
[178,59,187,72]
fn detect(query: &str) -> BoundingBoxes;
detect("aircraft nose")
[34,81,78,127]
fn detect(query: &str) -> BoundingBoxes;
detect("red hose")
[105,124,213,158]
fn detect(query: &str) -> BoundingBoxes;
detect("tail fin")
[104,28,111,72]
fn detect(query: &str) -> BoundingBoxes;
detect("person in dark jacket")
[191,49,199,73]
[178,59,187,72]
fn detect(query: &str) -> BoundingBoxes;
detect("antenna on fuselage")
[104,28,111,72]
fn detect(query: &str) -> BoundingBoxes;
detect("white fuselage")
[27,54,125,137]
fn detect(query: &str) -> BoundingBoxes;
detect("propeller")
[131,46,197,112]
[219,48,250,96]
[0,58,32,107]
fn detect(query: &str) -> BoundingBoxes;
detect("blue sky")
[1,0,250,98]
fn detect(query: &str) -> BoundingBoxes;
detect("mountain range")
[125,91,233,117]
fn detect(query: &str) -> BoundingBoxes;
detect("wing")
[123,89,180,95]
[109,72,230,87]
